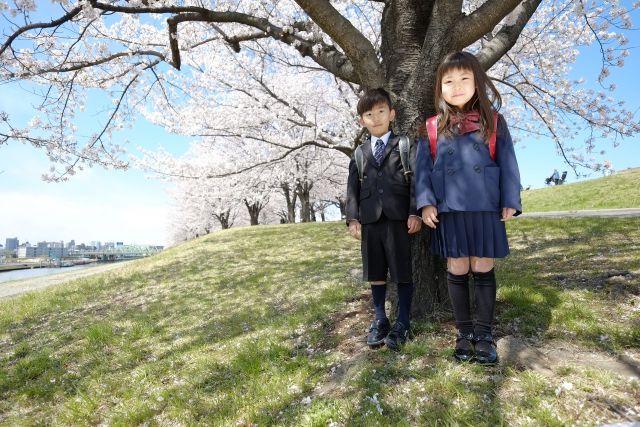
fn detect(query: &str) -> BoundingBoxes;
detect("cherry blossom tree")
[2,0,639,316]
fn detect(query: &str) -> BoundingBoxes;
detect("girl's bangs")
[439,55,474,75]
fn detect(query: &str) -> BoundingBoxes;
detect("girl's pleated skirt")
[431,211,510,258]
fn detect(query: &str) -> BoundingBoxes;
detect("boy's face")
[358,102,395,137]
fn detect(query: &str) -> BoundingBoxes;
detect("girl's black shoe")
[473,333,498,365]
[454,331,475,362]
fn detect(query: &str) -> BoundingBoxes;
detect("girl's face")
[441,67,476,109]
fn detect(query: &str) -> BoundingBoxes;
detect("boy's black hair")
[357,88,393,116]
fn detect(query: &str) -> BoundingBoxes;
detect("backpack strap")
[426,112,499,161]
[398,136,412,182]
[426,115,438,160]
[488,111,498,161]
[354,145,364,182]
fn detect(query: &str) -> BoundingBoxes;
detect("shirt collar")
[370,131,392,147]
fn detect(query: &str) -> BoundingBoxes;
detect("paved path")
[0,262,129,299]
[519,208,640,218]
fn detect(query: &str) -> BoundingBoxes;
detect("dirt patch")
[497,335,640,380]
[312,288,375,397]
[550,270,639,296]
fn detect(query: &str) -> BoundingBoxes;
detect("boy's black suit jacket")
[346,133,419,225]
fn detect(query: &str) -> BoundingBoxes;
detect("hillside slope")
[522,167,640,212]
[1,220,638,425]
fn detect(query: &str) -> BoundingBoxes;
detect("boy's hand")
[421,205,439,229]
[348,220,362,240]
[501,207,516,222]
[407,216,422,234]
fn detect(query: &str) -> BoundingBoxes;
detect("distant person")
[416,51,522,364]
[552,169,560,185]
[346,88,422,350]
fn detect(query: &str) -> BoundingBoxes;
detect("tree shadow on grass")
[497,218,639,367]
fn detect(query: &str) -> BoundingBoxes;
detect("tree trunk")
[213,209,232,229]
[309,204,317,222]
[378,1,458,319]
[281,182,297,223]
[336,196,346,219]
[244,200,263,226]
[296,180,313,222]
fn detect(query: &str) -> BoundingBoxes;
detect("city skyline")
[2,236,150,248]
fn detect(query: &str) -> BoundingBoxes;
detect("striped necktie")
[373,139,384,165]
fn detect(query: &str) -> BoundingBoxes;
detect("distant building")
[67,240,76,250]
[116,242,124,247]
[18,244,36,258]
[35,241,67,258]
[5,237,18,251]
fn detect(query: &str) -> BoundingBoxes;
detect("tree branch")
[294,0,384,88]
[0,6,83,57]
[455,0,523,49]
[87,1,359,82]
[476,0,543,70]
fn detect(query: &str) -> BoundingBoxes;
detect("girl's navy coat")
[415,114,522,215]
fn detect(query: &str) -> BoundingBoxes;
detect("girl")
[415,51,522,364]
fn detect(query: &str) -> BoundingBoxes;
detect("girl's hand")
[421,205,439,229]
[501,207,516,221]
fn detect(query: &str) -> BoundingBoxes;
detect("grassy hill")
[1,220,638,425]
[522,167,640,212]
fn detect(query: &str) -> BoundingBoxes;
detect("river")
[0,264,102,284]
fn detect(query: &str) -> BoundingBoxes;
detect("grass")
[522,167,640,212]
[1,219,639,426]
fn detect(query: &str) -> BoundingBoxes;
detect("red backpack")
[426,111,498,160]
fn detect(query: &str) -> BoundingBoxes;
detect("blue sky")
[1,6,639,247]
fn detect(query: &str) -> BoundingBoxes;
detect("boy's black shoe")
[367,318,391,347]
[454,331,475,362]
[384,321,409,350]
[473,333,498,365]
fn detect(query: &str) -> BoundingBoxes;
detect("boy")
[346,88,422,350]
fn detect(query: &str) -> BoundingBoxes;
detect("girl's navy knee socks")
[371,284,387,320]
[472,269,497,336]
[396,282,413,327]
[447,271,473,334]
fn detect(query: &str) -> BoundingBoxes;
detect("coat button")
[474,165,481,173]
[378,171,383,177]
[447,148,454,155]
[378,188,384,194]
[473,143,480,151]
[447,169,454,176]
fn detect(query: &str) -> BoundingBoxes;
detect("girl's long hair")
[433,51,502,143]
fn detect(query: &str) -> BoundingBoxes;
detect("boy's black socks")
[447,271,473,335]
[370,284,388,320]
[396,282,413,327]
[472,269,497,336]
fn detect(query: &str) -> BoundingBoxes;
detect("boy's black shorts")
[361,216,412,283]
